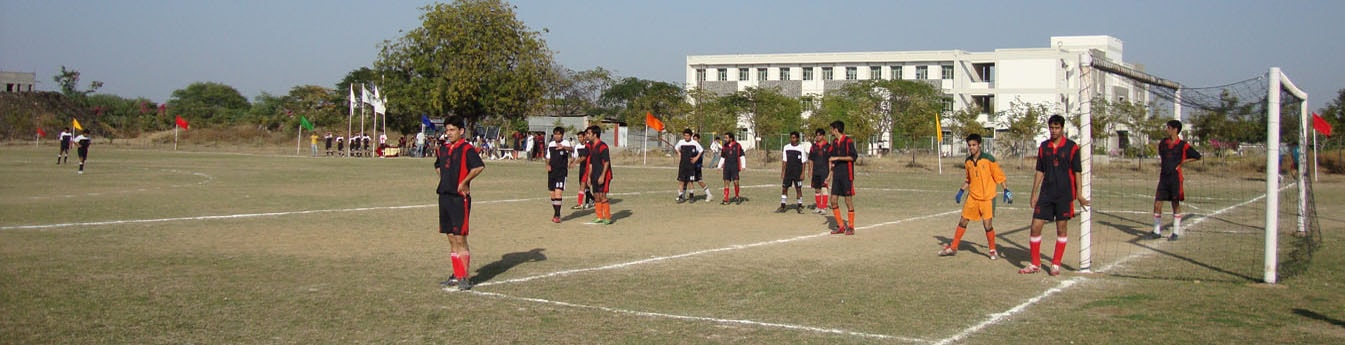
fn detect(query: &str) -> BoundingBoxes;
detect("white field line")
[462,290,931,343]
[25,169,214,201]
[932,277,1084,345]
[474,210,960,288]
[0,185,778,231]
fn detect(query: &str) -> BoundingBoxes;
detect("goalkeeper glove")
[1003,188,1013,204]
[954,189,965,204]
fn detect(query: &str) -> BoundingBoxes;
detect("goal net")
[1074,53,1319,284]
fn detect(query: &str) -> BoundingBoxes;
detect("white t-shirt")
[782,142,809,163]
[415,132,426,145]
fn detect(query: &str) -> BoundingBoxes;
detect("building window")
[822,67,834,80]
[916,66,928,80]
[696,69,706,82]
[845,67,858,80]
[869,66,881,80]
[891,66,903,80]
[972,95,995,114]
[942,65,954,80]
[942,97,953,112]
[973,63,995,82]
[758,68,768,81]
[739,68,749,81]
[780,67,791,81]
[803,67,814,81]
[718,68,728,81]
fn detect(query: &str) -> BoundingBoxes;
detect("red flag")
[1312,112,1332,137]
[37,128,47,138]
[645,112,665,132]
[175,115,189,130]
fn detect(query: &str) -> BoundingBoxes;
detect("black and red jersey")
[1157,138,1201,178]
[435,139,485,196]
[720,141,744,171]
[1035,137,1082,202]
[809,141,830,176]
[588,141,612,183]
[828,135,857,174]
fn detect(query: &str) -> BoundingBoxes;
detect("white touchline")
[0,185,779,231]
[462,290,932,343]
[474,210,961,288]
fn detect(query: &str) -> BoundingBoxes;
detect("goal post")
[1265,67,1309,284]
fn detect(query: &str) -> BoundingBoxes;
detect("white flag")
[348,84,357,110]
[361,84,372,105]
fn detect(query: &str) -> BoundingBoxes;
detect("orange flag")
[645,112,665,132]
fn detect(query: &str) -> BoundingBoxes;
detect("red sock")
[1052,236,1068,266]
[723,188,730,201]
[461,251,471,279]
[814,194,820,207]
[822,195,829,207]
[1029,236,1042,267]
[847,211,855,229]
[985,228,997,251]
[577,192,585,205]
[451,252,465,279]
[603,202,611,219]
[734,185,740,197]
[832,208,845,228]
[951,226,966,249]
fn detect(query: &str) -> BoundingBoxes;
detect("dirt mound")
[0,91,96,140]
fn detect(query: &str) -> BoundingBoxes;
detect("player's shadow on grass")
[986,225,1077,271]
[932,235,994,258]
[1096,218,1258,282]
[473,248,547,284]
[610,210,633,222]
[1293,309,1345,329]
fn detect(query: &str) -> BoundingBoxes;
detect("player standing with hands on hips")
[1021,115,1089,276]
[435,117,485,290]
[942,133,1011,259]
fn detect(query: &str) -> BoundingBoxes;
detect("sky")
[2,0,1341,110]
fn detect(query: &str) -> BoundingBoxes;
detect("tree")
[375,0,555,129]
[600,77,685,126]
[946,105,988,141]
[1000,99,1049,168]
[52,66,103,102]
[720,87,800,157]
[168,82,250,126]
[874,80,944,164]
[1317,88,1345,151]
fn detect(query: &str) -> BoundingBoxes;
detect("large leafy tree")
[600,77,685,126]
[375,0,555,130]
[1317,88,1345,150]
[168,82,250,125]
[722,87,801,156]
[53,65,103,102]
[1000,100,1049,168]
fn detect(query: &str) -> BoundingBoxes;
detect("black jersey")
[546,139,571,177]
[1034,137,1082,202]
[721,141,744,171]
[676,139,702,166]
[829,135,857,176]
[782,143,807,178]
[1157,138,1201,178]
[434,139,485,196]
[809,141,830,176]
[588,141,612,183]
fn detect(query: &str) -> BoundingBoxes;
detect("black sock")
[552,198,561,217]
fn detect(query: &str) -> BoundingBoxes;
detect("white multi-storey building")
[686,35,1147,153]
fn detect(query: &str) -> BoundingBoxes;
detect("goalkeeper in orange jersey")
[940,133,1012,259]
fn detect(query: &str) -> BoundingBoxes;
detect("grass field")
[2,144,1343,344]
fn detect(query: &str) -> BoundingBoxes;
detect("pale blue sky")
[2,0,1341,110]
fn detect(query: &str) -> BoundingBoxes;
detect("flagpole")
[937,136,943,175]
[297,124,303,155]
[643,126,648,165]
[1313,130,1319,182]
[174,126,179,151]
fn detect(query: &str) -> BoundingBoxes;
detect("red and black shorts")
[1032,197,1076,222]
[591,175,611,194]
[438,194,471,236]
[1154,175,1185,202]
[722,168,740,181]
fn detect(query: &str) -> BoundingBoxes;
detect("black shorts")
[695,164,704,181]
[831,176,854,196]
[77,147,89,160]
[811,174,829,189]
[783,175,803,188]
[722,168,740,181]
[548,176,566,191]
[438,194,472,236]
[591,178,611,194]
[678,164,697,182]
[60,143,70,152]
[1155,176,1185,202]
[1032,198,1076,222]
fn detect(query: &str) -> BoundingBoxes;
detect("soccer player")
[717,132,746,205]
[674,129,705,203]
[571,131,594,210]
[336,135,345,156]
[324,132,334,156]
[778,131,808,213]
[545,127,572,223]
[587,126,614,224]
[435,117,485,290]
[940,133,1011,259]
[1021,115,1090,276]
[827,121,858,235]
[1150,120,1202,241]
[808,128,830,214]
[58,127,72,165]
[73,130,91,174]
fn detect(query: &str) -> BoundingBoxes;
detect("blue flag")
[421,115,436,131]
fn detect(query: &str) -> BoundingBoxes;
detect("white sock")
[1174,214,1183,235]
[1153,214,1163,234]
[780,195,787,204]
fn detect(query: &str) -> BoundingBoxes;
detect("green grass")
[1,144,1343,344]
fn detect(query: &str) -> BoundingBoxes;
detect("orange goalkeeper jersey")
[964,152,1007,201]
